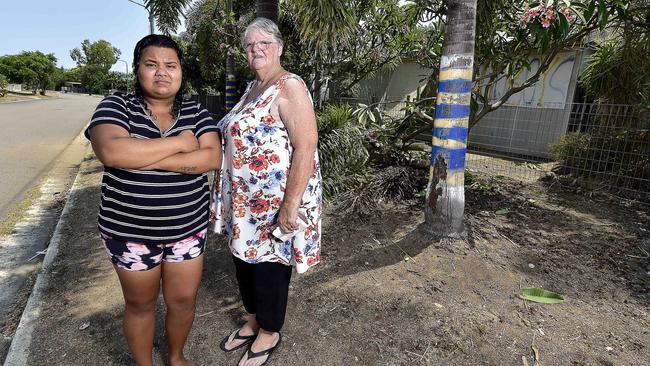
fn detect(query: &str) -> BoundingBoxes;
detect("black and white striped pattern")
[85,92,217,244]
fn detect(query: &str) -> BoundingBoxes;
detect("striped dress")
[85,92,217,244]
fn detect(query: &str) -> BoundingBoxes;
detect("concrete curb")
[4,151,90,366]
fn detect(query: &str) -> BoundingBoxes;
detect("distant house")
[469,50,587,158]
[352,61,430,116]
[62,81,84,93]
[354,49,595,158]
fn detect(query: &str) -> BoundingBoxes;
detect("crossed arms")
[88,124,221,174]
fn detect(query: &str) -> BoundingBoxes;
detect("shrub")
[317,104,370,200]
[317,103,430,206]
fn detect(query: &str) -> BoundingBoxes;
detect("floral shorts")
[100,229,207,271]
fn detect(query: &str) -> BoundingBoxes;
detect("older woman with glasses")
[211,17,322,366]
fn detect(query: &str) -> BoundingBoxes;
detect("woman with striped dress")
[85,34,221,366]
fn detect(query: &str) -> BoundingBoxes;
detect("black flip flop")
[240,332,282,366]
[219,328,257,352]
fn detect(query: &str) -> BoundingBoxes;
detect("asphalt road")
[0,93,100,221]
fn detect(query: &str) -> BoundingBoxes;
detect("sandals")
[240,332,282,366]
[219,328,257,352]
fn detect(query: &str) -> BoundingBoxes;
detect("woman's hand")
[176,130,200,153]
[277,202,300,234]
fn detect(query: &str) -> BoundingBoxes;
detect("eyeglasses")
[244,41,275,51]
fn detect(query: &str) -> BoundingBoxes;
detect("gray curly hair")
[241,17,284,48]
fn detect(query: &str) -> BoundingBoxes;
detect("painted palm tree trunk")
[425,0,477,233]
[224,0,237,112]
[256,0,279,22]
[225,54,237,112]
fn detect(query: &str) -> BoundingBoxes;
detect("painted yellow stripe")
[439,68,473,81]
[433,117,469,128]
[432,136,466,149]
[437,92,471,105]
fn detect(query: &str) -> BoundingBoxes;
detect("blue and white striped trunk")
[425,0,477,233]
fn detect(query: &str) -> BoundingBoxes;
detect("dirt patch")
[21,157,649,365]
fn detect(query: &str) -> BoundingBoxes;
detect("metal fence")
[553,103,649,201]
[466,102,649,202]
[190,94,225,118]
[337,98,650,202]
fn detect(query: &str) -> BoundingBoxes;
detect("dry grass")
[0,186,42,236]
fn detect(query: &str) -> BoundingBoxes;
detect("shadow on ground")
[21,157,650,365]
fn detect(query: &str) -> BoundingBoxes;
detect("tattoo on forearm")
[180,166,198,173]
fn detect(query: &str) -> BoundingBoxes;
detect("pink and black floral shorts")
[100,229,207,271]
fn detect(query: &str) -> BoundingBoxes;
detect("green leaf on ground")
[495,208,510,215]
[519,288,565,304]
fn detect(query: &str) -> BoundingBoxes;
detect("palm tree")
[256,0,279,22]
[144,0,192,35]
[221,0,238,112]
[289,0,355,107]
[424,0,477,234]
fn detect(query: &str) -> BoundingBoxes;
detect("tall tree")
[424,0,477,234]
[288,0,356,106]
[0,51,57,94]
[402,0,628,151]
[70,39,121,94]
[144,0,192,35]
[224,0,237,111]
[0,74,7,96]
[256,0,278,22]
[70,39,121,71]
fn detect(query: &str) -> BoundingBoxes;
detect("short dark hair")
[133,34,186,117]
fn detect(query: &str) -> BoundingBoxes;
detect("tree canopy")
[70,39,121,72]
[69,39,122,94]
[0,51,57,94]
[145,0,193,35]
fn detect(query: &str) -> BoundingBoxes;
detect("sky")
[0,0,185,73]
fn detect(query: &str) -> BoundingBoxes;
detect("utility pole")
[118,59,129,74]
[127,0,155,34]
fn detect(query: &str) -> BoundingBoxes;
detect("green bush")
[317,103,429,206]
[317,104,370,200]
[317,104,354,134]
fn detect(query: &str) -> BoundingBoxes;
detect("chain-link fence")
[335,98,650,202]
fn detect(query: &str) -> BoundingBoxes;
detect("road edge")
[3,138,91,366]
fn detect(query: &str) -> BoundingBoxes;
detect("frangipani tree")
[422,0,630,233]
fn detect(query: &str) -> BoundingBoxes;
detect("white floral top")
[210,74,322,273]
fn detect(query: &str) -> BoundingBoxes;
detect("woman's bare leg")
[161,255,203,366]
[115,265,162,366]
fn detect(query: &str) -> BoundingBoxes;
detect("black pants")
[232,256,292,332]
